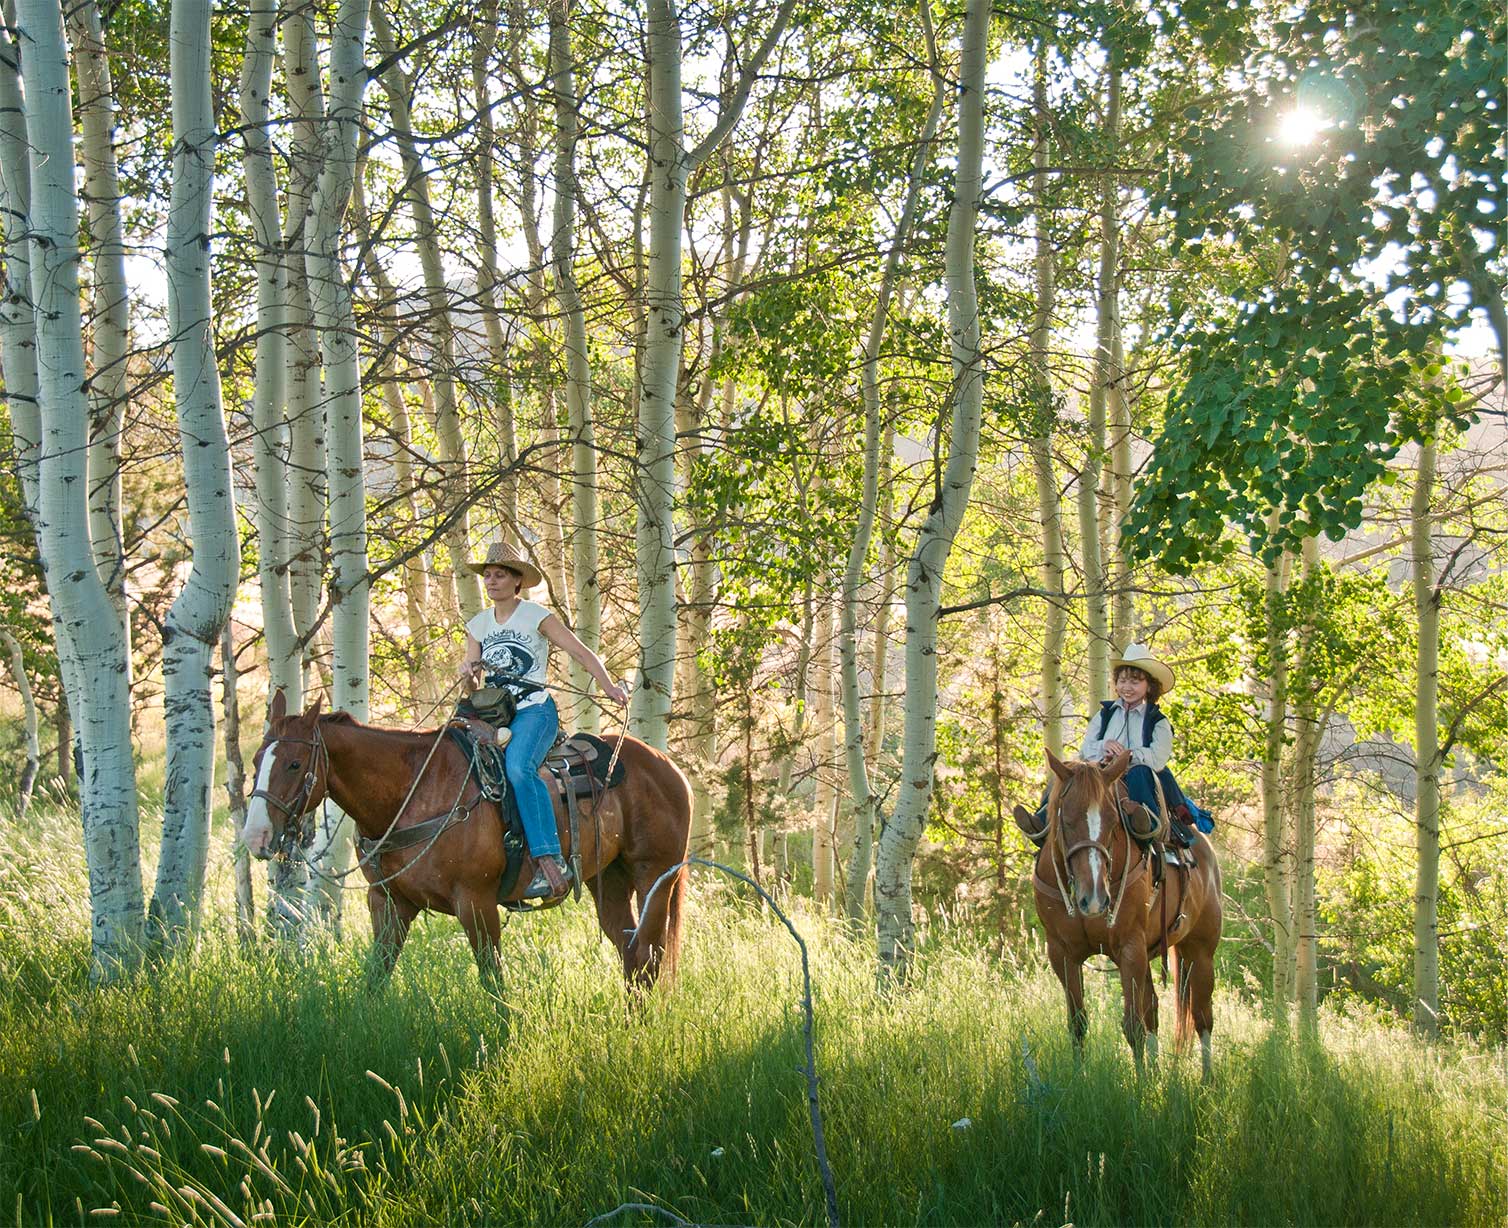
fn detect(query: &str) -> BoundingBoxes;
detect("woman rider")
[458,542,628,900]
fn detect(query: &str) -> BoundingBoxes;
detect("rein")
[1040,777,1143,928]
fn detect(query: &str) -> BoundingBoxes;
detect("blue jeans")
[505,697,560,858]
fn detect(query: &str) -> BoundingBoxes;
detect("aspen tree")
[1292,534,1320,1031]
[240,0,299,700]
[370,0,481,617]
[549,0,601,730]
[1028,43,1067,754]
[632,0,798,748]
[16,0,144,975]
[66,0,130,665]
[841,7,945,923]
[1411,436,1441,1038]
[1261,524,1295,1019]
[152,0,242,939]
[281,7,330,695]
[303,0,371,923]
[1077,45,1119,702]
[874,0,990,973]
[473,0,519,533]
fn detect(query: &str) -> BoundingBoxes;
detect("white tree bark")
[0,9,40,519]
[472,0,518,533]
[151,0,243,941]
[841,15,944,924]
[812,596,837,904]
[1261,530,1294,1020]
[370,0,480,617]
[240,0,298,701]
[221,622,255,942]
[282,6,329,697]
[1293,534,1320,1031]
[873,0,990,973]
[66,0,131,667]
[1107,326,1134,642]
[1411,437,1441,1038]
[1077,46,1119,702]
[549,0,601,732]
[18,0,144,975]
[1028,44,1067,754]
[303,0,371,924]
[631,0,798,748]
[0,627,39,816]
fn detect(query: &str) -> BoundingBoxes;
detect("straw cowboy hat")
[467,542,543,590]
[1111,643,1175,695]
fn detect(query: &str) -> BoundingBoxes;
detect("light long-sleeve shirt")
[1079,700,1173,772]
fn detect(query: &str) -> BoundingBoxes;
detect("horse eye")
[287,760,302,771]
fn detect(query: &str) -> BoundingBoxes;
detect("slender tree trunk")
[1077,46,1119,702]
[632,0,797,747]
[1262,531,1294,1020]
[1411,438,1441,1038]
[1293,534,1320,1031]
[303,0,371,927]
[874,0,990,973]
[66,0,131,670]
[549,1,601,732]
[812,597,837,905]
[632,0,689,748]
[472,0,518,532]
[18,0,144,976]
[282,5,328,699]
[1107,326,1134,643]
[1028,43,1067,754]
[0,628,39,816]
[842,19,944,925]
[370,0,480,617]
[240,0,298,701]
[152,0,242,942]
[221,622,255,942]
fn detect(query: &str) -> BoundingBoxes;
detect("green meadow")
[1,798,1502,1227]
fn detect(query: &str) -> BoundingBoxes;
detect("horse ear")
[306,695,324,721]
[269,688,287,724]
[1046,747,1072,782]
[1101,748,1132,784]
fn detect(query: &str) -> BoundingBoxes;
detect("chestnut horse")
[241,691,692,989]
[1031,748,1222,1079]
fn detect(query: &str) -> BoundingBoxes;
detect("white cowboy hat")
[1110,643,1175,695]
[467,542,543,590]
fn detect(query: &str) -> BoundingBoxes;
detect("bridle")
[250,723,330,859]
[1043,774,1141,926]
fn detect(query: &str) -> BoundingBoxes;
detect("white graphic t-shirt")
[466,601,552,708]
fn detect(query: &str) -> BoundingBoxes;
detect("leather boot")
[1013,804,1048,848]
[524,854,571,900]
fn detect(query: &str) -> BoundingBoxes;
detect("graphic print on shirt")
[481,628,538,683]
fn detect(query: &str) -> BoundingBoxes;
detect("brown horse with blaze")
[1031,747,1223,1079]
[241,690,692,990]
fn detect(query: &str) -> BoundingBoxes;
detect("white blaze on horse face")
[242,747,277,857]
[1086,805,1104,887]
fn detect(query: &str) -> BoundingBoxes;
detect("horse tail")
[658,861,688,981]
[1170,941,1194,1048]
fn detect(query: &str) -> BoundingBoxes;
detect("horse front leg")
[1048,942,1089,1063]
[1117,944,1158,1074]
[366,888,419,991]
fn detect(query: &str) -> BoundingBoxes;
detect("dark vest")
[1096,700,1166,748]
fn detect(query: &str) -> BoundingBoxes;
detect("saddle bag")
[457,684,518,728]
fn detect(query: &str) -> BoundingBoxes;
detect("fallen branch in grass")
[622,857,841,1228]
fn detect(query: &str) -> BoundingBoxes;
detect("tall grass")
[1,796,1503,1226]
